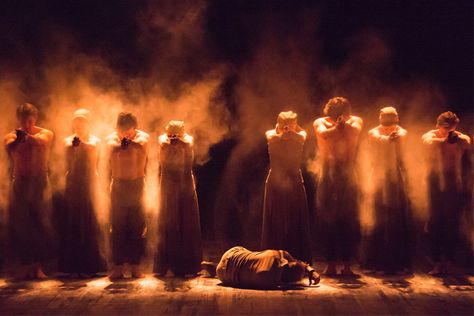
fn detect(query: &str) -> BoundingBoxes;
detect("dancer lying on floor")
[201,246,320,289]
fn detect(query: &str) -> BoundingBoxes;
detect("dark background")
[0,0,472,248]
[0,0,471,107]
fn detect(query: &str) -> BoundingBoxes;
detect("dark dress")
[8,176,54,264]
[59,172,106,274]
[261,132,312,264]
[366,135,412,272]
[154,137,202,276]
[426,139,471,263]
[316,161,361,262]
[428,171,464,262]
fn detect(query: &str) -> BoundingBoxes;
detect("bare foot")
[110,266,124,279]
[341,263,357,277]
[131,265,144,278]
[35,268,48,280]
[164,270,175,278]
[323,262,338,276]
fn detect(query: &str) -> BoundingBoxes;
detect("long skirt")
[316,165,361,262]
[58,175,106,274]
[154,170,202,276]
[366,169,412,272]
[427,173,464,262]
[261,170,312,263]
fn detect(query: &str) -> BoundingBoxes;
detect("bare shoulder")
[90,134,101,145]
[183,133,194,145]
[135,130,150,146]
[136,129,150,140]
[313,117,327,127]
[37,127,54,139]
[298,129,307,140]
[64,134,74,146]
[368,126,380,136]
[397,126,408,137]
[105,132,120,144]
[158,133,168,145]
[265,129,277,140]
[106,131,118,140]
[4,130,16,140]
[422,129,437,139]
[294,130,306,142]
[456,132,471,145]
[4,131,16,145]
[349,115,363,125]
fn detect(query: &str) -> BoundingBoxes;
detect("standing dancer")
[154,121,202,277]
[422,111,472,275]
[366,107,412,275]
[313,97,363,276]
[106,112,149,279]
[59,109,106,276]
[261,111,312,264]
[4,103,54,280]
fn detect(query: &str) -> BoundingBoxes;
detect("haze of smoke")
[0,0,231,268]
[0,78,23,230]
[0,0,470,259]
[213,8,468,249]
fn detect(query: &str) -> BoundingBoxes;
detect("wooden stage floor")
[0,270,473,315]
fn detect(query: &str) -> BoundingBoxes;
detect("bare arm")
[131,131,149,147]
[347,116,363,132]
[313,118,338,139]
[298,129,307,140]
[26,129,53,146]
[422,131,445,145]
[4,132,17,151]
[368,128,389,143]
[279,251,319,286]
[461,136,473,194]
[78,137,98,149]
[4,133,16,178]
[106,133,122,151]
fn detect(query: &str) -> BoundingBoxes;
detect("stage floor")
[0,271,473,315]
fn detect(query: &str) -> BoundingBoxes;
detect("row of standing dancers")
[2,97,472,283]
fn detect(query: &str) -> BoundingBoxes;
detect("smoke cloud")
[0,0,471,266]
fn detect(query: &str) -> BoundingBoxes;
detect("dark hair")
[437,111,459,128]
[281,262,305,283]
[116,111,138,130]
[323,97,352,119]
[16,103,39,119]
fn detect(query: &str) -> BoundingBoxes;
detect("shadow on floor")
[154,275,198,292]
[105,278,139,294]
[0,281,34,296]
[216,282,307,291]
[55,274,105,291]
[441,276,474,291]
[336,277,367,289]
[322,274,367,289]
